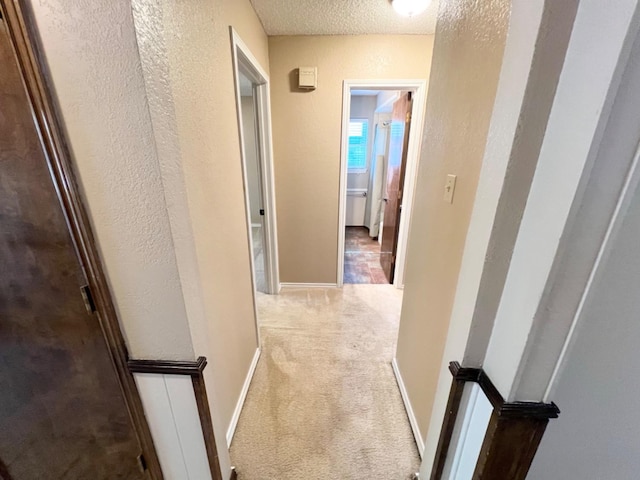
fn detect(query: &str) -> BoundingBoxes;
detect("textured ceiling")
[250,0,439,36]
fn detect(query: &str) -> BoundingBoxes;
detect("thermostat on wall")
[298,67,317,90]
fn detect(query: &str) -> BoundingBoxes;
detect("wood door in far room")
[0,21,148,480]
[380,92,412,283]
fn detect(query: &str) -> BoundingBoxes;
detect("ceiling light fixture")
[391,0,431,17]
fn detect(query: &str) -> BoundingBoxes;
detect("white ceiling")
[250,0,439,36]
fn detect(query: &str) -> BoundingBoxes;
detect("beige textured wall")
[396,0,512,440]
[130,0,269,446]
[269,35,434,283]
[28,0,195,361]
[31,0,268,471]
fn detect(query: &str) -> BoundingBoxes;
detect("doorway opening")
[338,81,428,287]
[231,28,279,301]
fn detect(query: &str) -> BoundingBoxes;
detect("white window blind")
[348,120,368,170]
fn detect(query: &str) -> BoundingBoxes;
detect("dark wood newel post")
[430,362,559,480]
[472,406,556,479]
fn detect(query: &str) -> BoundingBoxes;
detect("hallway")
[230,285,419,479]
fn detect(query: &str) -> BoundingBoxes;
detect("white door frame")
[338,79,428,288]
[230,28,280,339]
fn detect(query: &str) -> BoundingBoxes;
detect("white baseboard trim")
[279,282,339,288]
[227,348,261,446]
[392,357,425,458]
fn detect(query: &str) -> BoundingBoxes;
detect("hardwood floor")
[344,227,389,284]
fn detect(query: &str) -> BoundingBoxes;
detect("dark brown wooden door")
[380,92,412,283]
[0,21,147,480]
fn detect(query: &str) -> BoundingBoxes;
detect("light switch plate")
[444,174,457,203]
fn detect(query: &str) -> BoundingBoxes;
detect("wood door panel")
[0,22,145,479]
[380,92,412,283]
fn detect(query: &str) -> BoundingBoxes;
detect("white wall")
[241,95,263,225]
[422,0,640,477]
[347,95,377,191]
[526,14,640,478]
[376,90,399,112]
[528,157,640,479]
[366,111,392,237]
[346,95,377,227]
[482,0,639,399]
[363,90,398,236]
[510,1,640,402]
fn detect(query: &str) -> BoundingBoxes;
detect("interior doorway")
[239,70,269,293]
[338,81,428,287]
[231,28,279,301]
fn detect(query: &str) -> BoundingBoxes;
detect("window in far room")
[348,119,369,172]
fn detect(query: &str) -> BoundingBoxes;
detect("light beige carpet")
[229,285,421,479]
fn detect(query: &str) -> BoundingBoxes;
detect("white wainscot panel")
[134,373,212,480]
[443,383,493,480]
